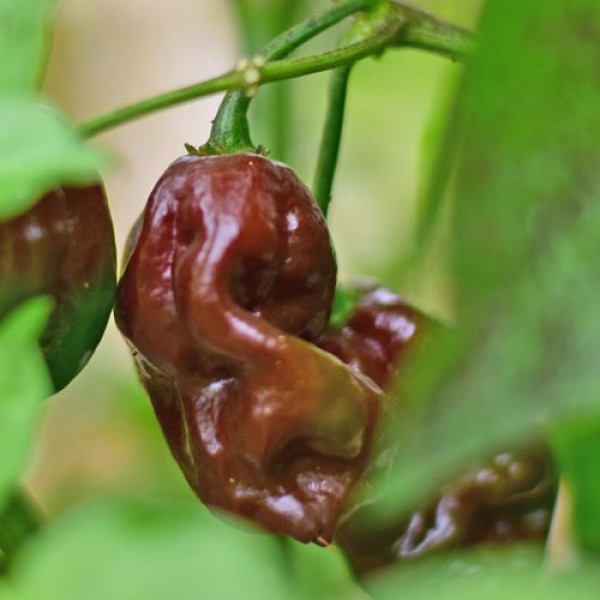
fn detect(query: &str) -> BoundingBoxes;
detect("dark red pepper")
[319,285,556,574]
[115,153,382,544]
[0,184,116,392]
[318,285,431,389]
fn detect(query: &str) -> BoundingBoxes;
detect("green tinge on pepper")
[0,184,117,392]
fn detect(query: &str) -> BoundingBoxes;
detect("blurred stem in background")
[0,489,42,572]
[231,0,307,162]
[313,64,352,216]
[313,10,379,216]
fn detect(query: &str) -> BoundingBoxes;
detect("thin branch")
[79,1,475,138]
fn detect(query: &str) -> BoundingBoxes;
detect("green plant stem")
[204,0,375,154]
[312,2,405,216]
[269,76,292,161]
[313,65,352,216]
[81,0,373,140]
[231,0,304,161]
[259,0,371,61]
[0,489,43,572]
[393,1,476,61]
[79,1,474,139]
[207,23,397,153]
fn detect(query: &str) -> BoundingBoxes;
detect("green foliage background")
[2,0,600,598]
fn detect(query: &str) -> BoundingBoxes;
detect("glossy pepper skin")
[115,153,382,544]
[0,184,117,392]
[318,286,556,574]
[317,285,431,390]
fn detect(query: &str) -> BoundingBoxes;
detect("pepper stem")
[79,2,474,139]
[195,0,376,156]
[231,1,305,162]
[201,90,256,155]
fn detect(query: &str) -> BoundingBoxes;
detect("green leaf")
[232,0,301,53]
[411,73,461,260]
[287,539,365,600]
[550,414,600,553]
[366,548,600,600]
[0,2,104,218]
[330,284,363,328]
[0,0,56,93]
[9,495,365,599]
[0,98,104,219]
[363,0,600,527]
[11,497,296,600]
[0,582,23,600]
[0,297,52,504]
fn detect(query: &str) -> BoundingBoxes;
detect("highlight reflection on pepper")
[0,184,116,392]
[115,153,381,544]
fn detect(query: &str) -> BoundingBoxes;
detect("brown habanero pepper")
[318,285,557,574]
[0,184,116,392]
[115,153,382,544]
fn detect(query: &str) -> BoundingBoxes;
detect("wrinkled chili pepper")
[115,153,382,544]
[318,285,431,389]
[0,184,117,392]
[319,285,557,574]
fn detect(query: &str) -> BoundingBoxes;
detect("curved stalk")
[79,1,475,139]
[313,65,352,216]
[81,0,374,139]
[230,0,305,161]
[202,0,376,154]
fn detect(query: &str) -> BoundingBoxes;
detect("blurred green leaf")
[8,496,365,599]
[288,539,365,600]
[366,547,600,600]
[330,284,363,328]
[10,497,321,600]
[232,0,301,53]
[0,297,52,504]
[0,582,22,600]
[551,415,600,553]
[0,0,56,93]
[0,1,103,218]
[411,71,461,261]
[0,490,42,569]
[362,0,600,526]
[0,99,104,219]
